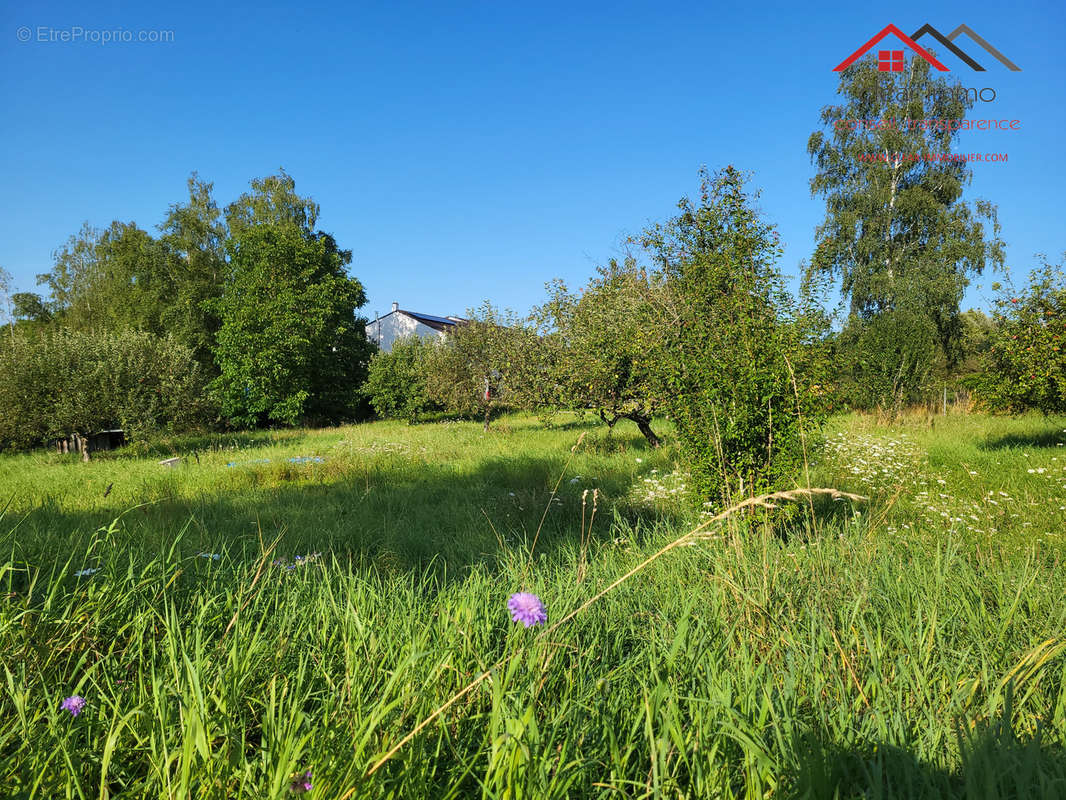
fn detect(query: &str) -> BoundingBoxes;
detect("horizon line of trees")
[1,50,1064,506]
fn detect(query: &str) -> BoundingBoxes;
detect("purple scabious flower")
[289,770,312,793]
[508,592,547,627]
[60,695,86,716]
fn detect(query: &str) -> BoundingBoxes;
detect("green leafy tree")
[224,169,319,237]
[364,337,435,421]
[807,51,1004,408]
[0,266,12,342]
[531,259,665,446]
[35,175,227,369]
[638,166,828,504]
[0,328,212,451]
[211,174,373,427]
[422,304,522,430]
[37,223,106,331]
[836,304,939,412]
[93,221,177,335]
[974,257,1066,414]
[35,219,183,336]
[158,174,228,370]
[11,293,53,324]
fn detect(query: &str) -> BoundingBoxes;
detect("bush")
[422,305,530,428]
[973,258,1066,414]
[835,307,940,413]
[363,337,436,421]
[637,167,828,505]
[0,328,214,451]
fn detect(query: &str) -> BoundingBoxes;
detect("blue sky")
[2,0,1063,320]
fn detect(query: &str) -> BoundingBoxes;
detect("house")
[365,302,468,352]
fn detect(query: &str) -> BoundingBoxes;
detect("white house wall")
[366,314,446,352]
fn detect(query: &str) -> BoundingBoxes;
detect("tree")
[0,267,12,341]
[224,169,319,237]
[158,174,228,370]
[422,303,527,430]
[364,337,434,421]
[531,260,665,446]
[974,257,1066,414]
[0,328,213,451]
[94,221,176,335]
[836,303,939,412]
[211,174,373,427]
[35,220,175,335]
[33,175,226,370]
[637,166,827,504]
[37,223,106,331]
[11,293,52,324]
[807,51,1004,408]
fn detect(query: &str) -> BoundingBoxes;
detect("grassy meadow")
[2,411,1065,798]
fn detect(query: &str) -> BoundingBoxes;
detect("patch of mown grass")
[1,412,1064,798]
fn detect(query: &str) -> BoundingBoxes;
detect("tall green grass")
[2,412,1064,798]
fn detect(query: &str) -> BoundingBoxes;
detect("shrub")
[637,167,828,505]
[835,307,940,413]
[973,258,1066,414]
[0,328,214,451]
[363,337,435,421]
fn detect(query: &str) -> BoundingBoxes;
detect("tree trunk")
[629,414,661,448]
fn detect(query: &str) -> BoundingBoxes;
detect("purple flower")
[289,770,312,793]
[60,695,86,716]
[508,592,547,627]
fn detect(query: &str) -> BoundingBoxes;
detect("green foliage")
[835,305,940,412]
[956,308,995,383]
[638,166,828,504]
[974,258,1066,414]
[224,169,320,237]
[364,337,435,421]
[34,176,228,372]
[1,413,1064,796]
[157,173,228,370]
[27,170,376,434]
[531,261,665,444]
[422,304,532,426]
[0,328,213,450]
[10,292,52,323]
[211,220,373,428]
[808,53,1004,407]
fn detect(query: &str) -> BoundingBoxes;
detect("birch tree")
[807,51,1004,406]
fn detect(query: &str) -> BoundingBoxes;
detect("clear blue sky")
[2,0,1063,319]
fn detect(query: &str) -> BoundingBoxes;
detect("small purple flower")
[61,695,86,716]
[289,770,312,793]
[508,592,547,627]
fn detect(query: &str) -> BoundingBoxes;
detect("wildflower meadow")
[1,410,1065,797]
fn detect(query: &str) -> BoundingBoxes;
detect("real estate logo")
[834,23,1021,72]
